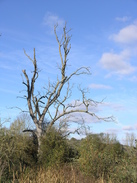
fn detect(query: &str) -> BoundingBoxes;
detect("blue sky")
[0,0,137,142]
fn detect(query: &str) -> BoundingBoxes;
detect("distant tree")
[21,24,113,154]
[10,113,33,135]
[124,132,136,147]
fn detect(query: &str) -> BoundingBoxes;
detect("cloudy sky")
[0,0,137,142]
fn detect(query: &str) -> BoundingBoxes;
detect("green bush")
[0,128,37,182]
[78,133,127,181]
[39,127,72,168]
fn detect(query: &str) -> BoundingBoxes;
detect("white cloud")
[134,123,137,130]
[115,16,130,22]
[106,103,125,112]
[105,128,120,134]
[89,84,112,89]
[110,23,137,44]
[43,12,65,30]
[122,125,134,131]
[100,21,137,76]
[99,50,135,75]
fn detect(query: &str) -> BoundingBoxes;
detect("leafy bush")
[79,133,127,181]
[0,127,37,182]
[39,127,72,168]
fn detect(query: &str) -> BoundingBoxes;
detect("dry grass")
[12,164,113,183]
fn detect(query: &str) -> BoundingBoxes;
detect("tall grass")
[11,164,113,183]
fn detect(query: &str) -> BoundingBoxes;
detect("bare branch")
[54,25,64,66]
[66,67,91,82]
[23,49,34,63]
[8,106,29,113]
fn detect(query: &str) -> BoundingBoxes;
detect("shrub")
[79,133,126,181]
[39,127,72,168]
[0,128,37,182]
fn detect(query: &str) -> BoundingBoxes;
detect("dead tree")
[22,24,113,152]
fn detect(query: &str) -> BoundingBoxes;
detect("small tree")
[21,24,113,153]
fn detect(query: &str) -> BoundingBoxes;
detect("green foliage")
[0,117,37,182]
[1,116,137,183]
[67,138,80,161]
[0,132,37,181]
[78,133,136,182]
[39,127,73,168]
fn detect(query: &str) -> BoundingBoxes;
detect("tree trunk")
[36,124,43,156]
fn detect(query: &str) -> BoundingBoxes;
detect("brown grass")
[12,164,113,183]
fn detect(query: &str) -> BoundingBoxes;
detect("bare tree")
[22,24,113,152]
